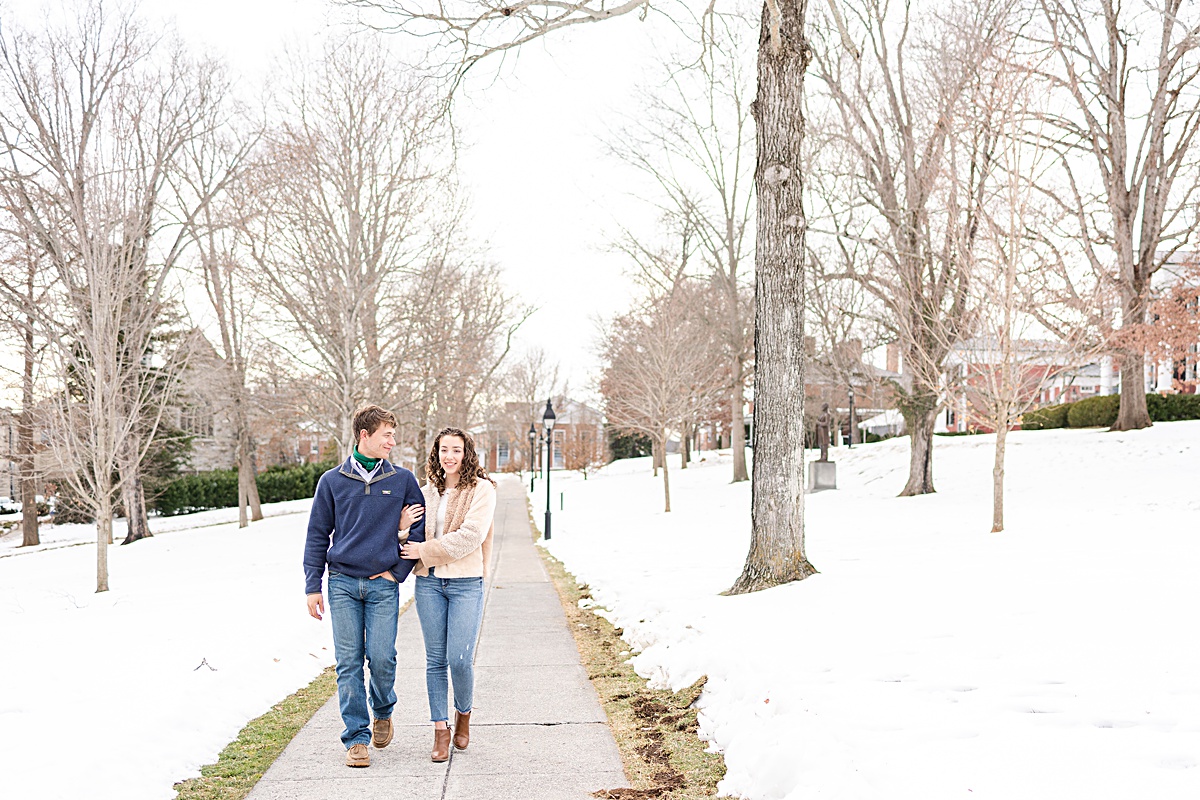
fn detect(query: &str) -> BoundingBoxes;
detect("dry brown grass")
[537,536,726,799]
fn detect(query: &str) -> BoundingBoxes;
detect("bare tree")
[601,280,725,512]
[809,0,1013,495]
[804,239,887,446]
[561,420,607,478]
[242,34,450,458]
[0,237,51,546]
[600,217,720,506]
[342,0,816,591]
[950,42,1094,533]
[0,5,228,589]
[493,346,563,471]
[399,254,530,467]
[610,9,757,483]
[1025,0,1200,430]
[1109,259,1200,391]
[179,104,263,528]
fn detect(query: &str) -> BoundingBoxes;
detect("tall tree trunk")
[96,490,112,593]
[19,304,38,547]
[652,438,660,477]
[234,387,263,528]
[415,425,428,482]
[661,436,672,512]
[729,0,817,594]
[991,413,1008,533]
[119,435,152,545]
[900,405,938,496]
[730,341,749,484]
[236,424,263,528]
[1113,351,1151,431]
[680,422,690,469]
[1113,287,1152,430]
[848,397,858,446]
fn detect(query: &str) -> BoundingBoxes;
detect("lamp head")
[542,399,557,432]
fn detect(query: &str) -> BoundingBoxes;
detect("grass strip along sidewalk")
[173,598,410,800]
[173,667,337,800]
[174,536,726,800]
[536,537,726,798]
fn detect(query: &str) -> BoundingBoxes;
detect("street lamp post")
[528,423,537,493]
[848,386,856,449]
[542,399,556,540]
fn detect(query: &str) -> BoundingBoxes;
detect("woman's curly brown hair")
[426,427,495,493]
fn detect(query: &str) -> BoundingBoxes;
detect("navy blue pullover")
[303,457,426,595]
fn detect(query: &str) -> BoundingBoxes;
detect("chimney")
[886,342,901,373]
[804,336,816,357]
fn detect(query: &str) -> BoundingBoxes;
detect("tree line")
[0,5,525,591]
[599,0,1200,539]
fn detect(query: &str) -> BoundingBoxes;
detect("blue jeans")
[328,572,399,746]
[414,573,484,722]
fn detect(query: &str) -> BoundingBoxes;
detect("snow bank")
[0,498,391,800]
[534,422,1200,799]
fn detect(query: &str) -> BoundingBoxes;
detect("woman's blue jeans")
[328,572,399,746]
[414,572,484,723]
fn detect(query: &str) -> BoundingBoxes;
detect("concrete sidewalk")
[247,475,628,799]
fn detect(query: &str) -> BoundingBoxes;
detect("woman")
[400,427,496,762]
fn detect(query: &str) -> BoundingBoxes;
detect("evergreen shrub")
[154,460,335,516]
[1001,392,1200,434]
[1146,392,1200,421]
[1066,394,1120,428]
[1021,403,1071,430]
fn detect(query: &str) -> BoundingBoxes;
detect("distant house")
[0,407,17,501]
[171,330,345,472]
[1089,252,1200,398]
[938,337,1079,433]
[804,338,901,443]
[1144,254,1199,394]
[477,397,606,473]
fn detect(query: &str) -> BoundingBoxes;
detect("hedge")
[1021,392,1200,430]
[1066,395,1120,428]
[154,460,335,516]
[1146,393,1200,421]
[1021,403,1071,430]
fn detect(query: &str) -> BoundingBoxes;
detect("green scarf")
[352,446,380,471]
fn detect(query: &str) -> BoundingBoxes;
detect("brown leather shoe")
[453,710,471,750]
[372,717,393,748]
[345,742,370,768]
[431,727,451,762]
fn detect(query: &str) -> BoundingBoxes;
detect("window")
[498,440,510,467]
[180,404,214,438]
[553,429,565,469]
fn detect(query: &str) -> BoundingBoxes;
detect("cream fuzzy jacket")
[403,479,496,579]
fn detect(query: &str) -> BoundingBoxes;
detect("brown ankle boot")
[453,710,471,750]
[431,727,451,762]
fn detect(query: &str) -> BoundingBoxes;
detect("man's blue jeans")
[328,572,399,747]
[414,573,484,723]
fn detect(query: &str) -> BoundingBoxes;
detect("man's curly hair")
[426,427,495,492]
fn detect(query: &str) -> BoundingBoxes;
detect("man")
[304,405,426,768]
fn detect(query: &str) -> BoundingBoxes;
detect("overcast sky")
[2,0,678,406]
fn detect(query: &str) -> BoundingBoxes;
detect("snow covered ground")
[0,498,315,557]
[533,422,1200,800]
[2,423,1196,800]
[0,498,372,800]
